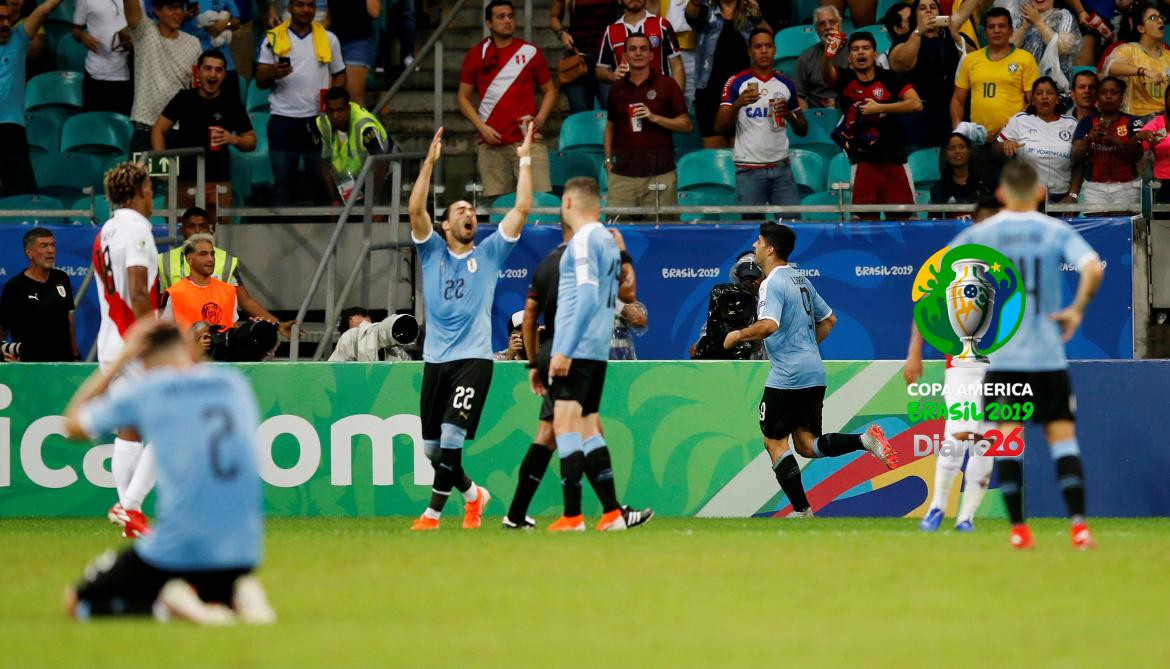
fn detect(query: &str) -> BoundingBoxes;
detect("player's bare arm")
[498,124,536,239]
[1051,258,1105,341]
[24,0,65,38]
[611,229,637,303]
[904,322,925,384]
[815,312,836,343]
[523,297,544,396]
[126,266,153,319]
[724,318,778,349]
[408,129,442,239]
[63,321,158,439]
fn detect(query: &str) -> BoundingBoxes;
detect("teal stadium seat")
[908,147,941,189]
[673,112,702,159]
[550,150,603,190]
[559,111,607,154]
[788,149,827,197]
[774,25,818,75]
[55,35,89,72]
[855,24,892,54]
[25,114,61,153]
[876,0,910,24]
[489,191,561,223]
[677,149,735,196]
[827,153,853,191]
[249,112,270,150]
[246,81,270,113]
[61,112,132,155]
[31,152,106,200]
[791,106,841,160]
[25,71,84,125]
[0,194,66,225]
[799,191,846,221]
[238,76,249,102]
[678,189,738,222]
[1070,65,1097,78]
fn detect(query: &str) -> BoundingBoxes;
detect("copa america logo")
[912,244,1025,363]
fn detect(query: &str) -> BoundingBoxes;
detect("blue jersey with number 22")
[758,265,833,389]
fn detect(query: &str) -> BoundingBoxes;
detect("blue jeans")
[736,163,800,207]
[268,114,326,205]
[561,51,609,114]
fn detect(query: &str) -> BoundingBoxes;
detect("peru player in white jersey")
[92,162,160,538]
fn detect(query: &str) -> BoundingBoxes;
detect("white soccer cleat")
[788,509,815,518]
[156,580,237,626]
[861,424,899,469]
[107,503,129,528]
[233,576,277,625]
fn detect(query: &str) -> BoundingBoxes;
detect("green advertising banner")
[1,361,968,519]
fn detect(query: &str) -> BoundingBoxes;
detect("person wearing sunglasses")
[1102,1,1170,120]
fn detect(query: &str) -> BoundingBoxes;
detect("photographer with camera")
[329,307,418,362]
[690,252,763,360]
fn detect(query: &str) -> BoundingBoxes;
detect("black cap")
[736,261,762,281]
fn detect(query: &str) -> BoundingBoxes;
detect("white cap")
[510,310,524,329]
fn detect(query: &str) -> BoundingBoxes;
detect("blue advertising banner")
[0,219,1132,361]
[486,219,1133,360]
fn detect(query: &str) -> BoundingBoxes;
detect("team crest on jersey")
[1117,124,1129,137]
[647,89,657,100]
[467,258,478,273]
[650,35,661,47]
[1008,63,1019,73]
[1060,129,1072,141]
[57,284,66,298]
[201,302,224,323]
[873,86,885,99]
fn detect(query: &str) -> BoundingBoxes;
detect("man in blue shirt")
[406,125,534,530]
[546,176,653,532]
[724,223,898,518]
[0,0,63,195]
[62,321,274,625]
[947,159,1105,550]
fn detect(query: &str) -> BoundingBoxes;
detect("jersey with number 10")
[414,228,518,363]
[758,265,832,389]
[950,210,1098,372]
[553,222,619,361]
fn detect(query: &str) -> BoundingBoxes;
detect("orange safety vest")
[167,277,238,331]
[608,16,668,75]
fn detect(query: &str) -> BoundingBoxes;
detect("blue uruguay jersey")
[415,228,518,363]
[758,265,833,389]
[950,210,1098,372]
[552,223,620,361]
[79,365,263,571]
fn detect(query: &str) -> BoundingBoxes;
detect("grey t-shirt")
[793,42,849,107]
[130,21,201,126]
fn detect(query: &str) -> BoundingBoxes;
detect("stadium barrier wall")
[0,218,1134,361]
[2,360,1167,519]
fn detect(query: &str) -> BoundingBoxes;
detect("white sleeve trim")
[758,316,779,325]
[411,229,433,244]
[498,227,521,243]
[1074,252,1100,272]
[816,309,834,323]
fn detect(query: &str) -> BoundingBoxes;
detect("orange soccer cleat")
[1010,524,1034,550]
[410,514,440,531]
[862,424,898,470]
[548,514,586,532]
[1071,522,1097,550]
[462,486,491,529]
[123,510,150,539]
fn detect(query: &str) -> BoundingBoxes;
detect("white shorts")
[1081,179,1140,206]
[943,364,986,438]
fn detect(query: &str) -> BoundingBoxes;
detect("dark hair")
[181,206,209,222]
[981,6,1012,28]
[940,131,972,183]
[625,31,651,48]
[324,86,350,104]
[848,31,877,50]
[337,306,369,334]
[484,0,513,22]
[1072,70,1100,90]
[973,195,1001,220]
[759,222,796,261]
[1119,1,1156,43]
[564,176,601,199]
[197,49,227,67]
[747,27,774,44]
[22,227,53,250]
[143,323,185,358]
[1000,158,1040,197]
[1100,75,1127,94]
[1025,76,1060,114]
[882,2,911,36]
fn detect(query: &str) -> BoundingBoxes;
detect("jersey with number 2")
[415,229,518,363]
[758,265,832,389]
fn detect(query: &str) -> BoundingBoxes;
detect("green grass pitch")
[2,517,1168,668]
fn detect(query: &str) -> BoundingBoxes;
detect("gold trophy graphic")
[946,259,995,367]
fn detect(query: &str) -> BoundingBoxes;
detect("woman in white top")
[71,0,132,115]
[996,76,1079,201]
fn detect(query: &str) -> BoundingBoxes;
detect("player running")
[547,177,652,531]
[946,160,1104,550]
[503,221,637,530]
[407,126,534,530]
[93,161,161,538]
[724,223,898,517]
[905,197,1001,532]
[63,321,274,625]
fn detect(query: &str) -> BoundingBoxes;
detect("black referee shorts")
[74,548,250,617]
[420,358,495,440]
[551,359,608,416]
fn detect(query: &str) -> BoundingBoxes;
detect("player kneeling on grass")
[61,321,274,625]
[724,223,898,517]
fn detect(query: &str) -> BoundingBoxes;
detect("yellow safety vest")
[315,103,389,178]
[158,246,239,290]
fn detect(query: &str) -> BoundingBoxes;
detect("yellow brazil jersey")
[955,46,1040,137]
[954,0,982,50]
[1108,43,1170,117]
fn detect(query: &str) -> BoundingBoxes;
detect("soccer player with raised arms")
[547,176,652,532]
[407,125,534,531]
[724,223,898,517]
[947,159,1105,550]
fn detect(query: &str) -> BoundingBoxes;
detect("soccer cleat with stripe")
[621,505,653,529]
[861,424,898,470]
[123,510,150,539]
[462,486,491,529]
[156,580,237,625]
[548,514,585,532]
[1010,524,1034,550]
[107,503,128,528]
[789,509,815,518]
[954,519,975,532]
[1071,523,1097,550]
[501,515,536,530]
[919,508,944,531]
[410,514,440,531]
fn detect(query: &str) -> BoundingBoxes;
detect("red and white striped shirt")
[460,37,551,145]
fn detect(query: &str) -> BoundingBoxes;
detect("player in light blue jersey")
[407,126,534,530]
[948,160,1105,550]
[724,223,898,517]
[62,322,274,625]
[546,177,653,532]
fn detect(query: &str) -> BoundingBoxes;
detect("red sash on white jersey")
[477,40,539,122]
[608,16,666,74]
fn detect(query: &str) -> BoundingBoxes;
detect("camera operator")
[329,306,418,362]
[690,253,764,360]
